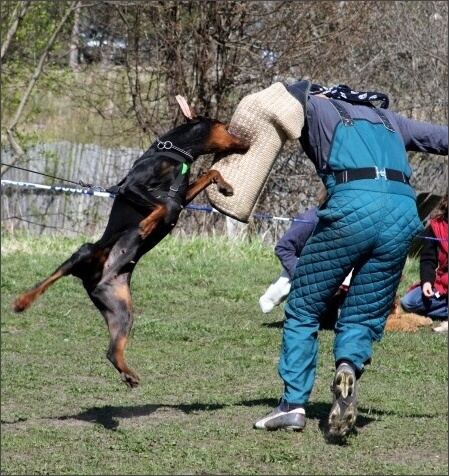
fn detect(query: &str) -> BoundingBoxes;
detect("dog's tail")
[12,267,68,312]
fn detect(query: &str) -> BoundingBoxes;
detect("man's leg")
[329,193,422,437]
[254,221,358,431]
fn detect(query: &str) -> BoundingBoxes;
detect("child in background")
[259,206,319,314]
[401,192,448,332]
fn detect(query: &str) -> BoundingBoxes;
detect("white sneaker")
[259,269,291,313]
[432,320,448,333]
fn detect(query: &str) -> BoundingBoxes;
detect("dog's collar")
[156,139,194,162]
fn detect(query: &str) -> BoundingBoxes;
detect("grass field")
[1,233,448,475]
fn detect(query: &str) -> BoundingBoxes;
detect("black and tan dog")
[12,95,249,388]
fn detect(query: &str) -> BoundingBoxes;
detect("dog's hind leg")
[89,270,140,388]
[89,231,142,387]
[12,243,106,312]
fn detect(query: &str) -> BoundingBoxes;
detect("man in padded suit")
[250,81,448,438]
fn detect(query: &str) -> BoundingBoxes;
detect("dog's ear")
[175,95,197,120]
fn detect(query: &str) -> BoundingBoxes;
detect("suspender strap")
[330,99,396,132]
[335,167,410,185]
[329,99,354,126]
[328,100,406,185]
[373,108,395,132]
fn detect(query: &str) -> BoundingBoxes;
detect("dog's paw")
[12,295,31,312]
[139,222,155,240]
[121,371,140,388]
[217,183,234,197]
[139,226,148,239]
[12,298,26,312]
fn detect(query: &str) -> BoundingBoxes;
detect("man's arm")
[275,209,318,279]
[420,227,439,285]
[392,112,448,155]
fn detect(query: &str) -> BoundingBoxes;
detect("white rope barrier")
[1,179,313,224]
[2,179,445,238]
[1,179,116,198]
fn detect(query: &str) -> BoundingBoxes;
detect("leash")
[0,162,107,192]
[1,139,192,193]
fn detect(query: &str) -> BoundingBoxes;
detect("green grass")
[1,234,447,475]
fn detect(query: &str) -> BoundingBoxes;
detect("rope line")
[1,163,82,186]
[0,179,314,224]
[1,179,115,198]
[1,179,446,240]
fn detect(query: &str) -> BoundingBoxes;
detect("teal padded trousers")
[279,189,423,405]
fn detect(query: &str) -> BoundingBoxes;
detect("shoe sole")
[255,424,304,431]
[256,424,304,431]
[327,369,357,437]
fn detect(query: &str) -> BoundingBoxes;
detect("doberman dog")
[12,95,249,388]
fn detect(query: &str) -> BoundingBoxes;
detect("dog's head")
[161,95,249,160]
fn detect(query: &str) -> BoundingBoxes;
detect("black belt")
[334,167,410,185]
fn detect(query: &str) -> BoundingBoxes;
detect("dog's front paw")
[139,220,156,239]
[217,183,234,197]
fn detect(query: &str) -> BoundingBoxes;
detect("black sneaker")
[254,401,306,431]
[327,363,357,437]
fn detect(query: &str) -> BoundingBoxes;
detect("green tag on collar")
[181,163,189,175]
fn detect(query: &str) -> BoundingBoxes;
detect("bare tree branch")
[0,0,32,61]
[5,1,79,159]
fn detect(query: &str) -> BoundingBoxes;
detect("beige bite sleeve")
[206,82,304,223]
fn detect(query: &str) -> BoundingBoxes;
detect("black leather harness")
[107,140,194,205]
[151,150,190,199]
[154,139,193,199]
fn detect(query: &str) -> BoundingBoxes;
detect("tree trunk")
[69,1,82,70]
